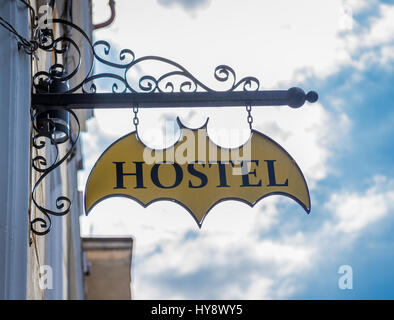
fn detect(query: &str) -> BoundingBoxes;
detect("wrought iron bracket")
[30,108,80,236]
[29,17,318,237]
[32,87,318,110]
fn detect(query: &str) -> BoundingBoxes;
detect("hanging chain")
[132,105,139,130]
[245,103,253,130]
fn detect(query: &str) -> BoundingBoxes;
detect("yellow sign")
[85,119,310,226]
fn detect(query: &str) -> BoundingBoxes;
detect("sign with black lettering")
[84,119,310,226]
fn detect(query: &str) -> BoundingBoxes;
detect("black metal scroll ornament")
[32,19,262,95]
[29,17,91,236]
[30,109,80,235]
[82,41,260,94]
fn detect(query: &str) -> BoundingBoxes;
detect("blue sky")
[79,0,394,299]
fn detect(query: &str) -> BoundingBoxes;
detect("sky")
[78,0,394,299]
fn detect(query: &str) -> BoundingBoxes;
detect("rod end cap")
[306,91,318,103]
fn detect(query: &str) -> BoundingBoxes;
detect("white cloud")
[226,276,273,300]
[93,0,351,87]
[361,4,394,47]
[92,0,394,86]
[156,0,211,12]
[379,45,394,66]
[344,0,375,13]
[327,175,394,234]
[339,4,394,70]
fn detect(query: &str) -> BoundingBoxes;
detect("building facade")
[83,237,134,300]
[0,0,99,300]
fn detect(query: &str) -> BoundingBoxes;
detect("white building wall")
[0,0,92,300]
[0,0,31,300]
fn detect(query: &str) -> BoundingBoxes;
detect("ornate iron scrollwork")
[82,40,261,94]
[32,19,262,95]
[30,109,80,235]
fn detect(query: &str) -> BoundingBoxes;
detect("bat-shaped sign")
[85,118,310,226]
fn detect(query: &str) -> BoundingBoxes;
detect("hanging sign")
[85,119,310,226]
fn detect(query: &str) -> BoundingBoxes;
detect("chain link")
[132,105,139,130]
[245,103,253,130]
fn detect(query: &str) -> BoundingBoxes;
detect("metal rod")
[32,87,318,110]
